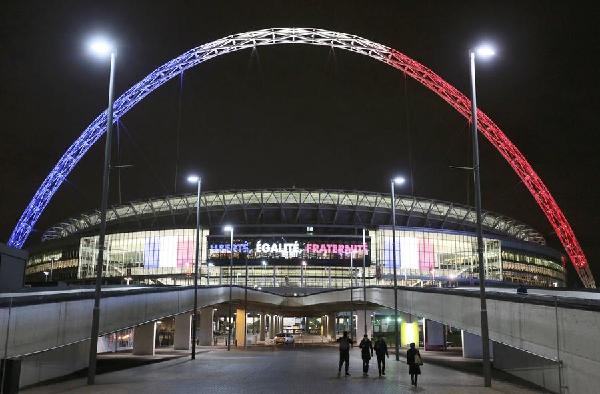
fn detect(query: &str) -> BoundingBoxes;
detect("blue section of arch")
[8,39,213,247]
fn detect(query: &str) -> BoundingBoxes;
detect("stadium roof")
[41,189,545,244]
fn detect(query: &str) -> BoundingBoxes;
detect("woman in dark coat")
[406,342,422,386]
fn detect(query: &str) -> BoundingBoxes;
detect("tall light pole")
[469,43,495,387]
[390,176,405,361]
[50,258,56,281]
[87,36,116,385]
[349,253,354,341]
[362,228,367,336]
[301,260,307,288]
[224,225,234,351]
[187,175,202,359]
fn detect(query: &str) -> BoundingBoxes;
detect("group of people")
[337,331,422,386]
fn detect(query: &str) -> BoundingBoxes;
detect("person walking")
[358,334,373,377]
[373,336,389,377]
[406,342,422,386]
[337,331,353,377]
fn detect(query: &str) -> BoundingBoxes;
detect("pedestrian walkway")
[22,347,544,394]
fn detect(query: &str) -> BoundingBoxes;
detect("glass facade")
[25,247,79,282]
[501,249,564,286]
[26,226,565,287]
[371,228,503,285]
[77,228,209,285]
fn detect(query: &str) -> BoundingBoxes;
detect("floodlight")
[88,37,114,57]
[393,176,406,185]
[475,44,496,59]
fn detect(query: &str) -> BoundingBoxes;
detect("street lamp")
[187,174,202,360]
[390,175,405,361]
[301,260,307,288]
[50,258,56,281]
[242,252,255,349]
[475,44,496,58]
[87,36,116,386]
[349,251,354,341]
[224,225,234,351]
[362,228,368,336]
[469,43,495,387]
[261,260,268,289]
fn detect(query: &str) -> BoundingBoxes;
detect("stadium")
[24,189,566,288]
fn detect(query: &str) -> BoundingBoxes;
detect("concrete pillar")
[424,319,446,351]
[133,322,156,355]
[356,310,373,338]
[320,316,325,337]
[198,307,214,346]
[327,313,336,339]
[174,313,192,350]
[266,315,271,339]
[461,330,494,359]
[271,315,277,335]
[259,313,266,341]
[268,315,275,339]
[235,308,246,347]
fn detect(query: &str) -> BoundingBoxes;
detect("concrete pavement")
[22,346,545,394]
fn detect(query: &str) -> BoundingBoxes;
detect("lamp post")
[242,253,249,350]
[224,225,234,351]
[362,228,367,336]
[349,252,354,341]
[469,43,495,387]
[187,175,202,359]
[301,260,307,288]
[390,176,405,361]
[261,260,268,290]
[50,258,55,281]
[87,36,116,385]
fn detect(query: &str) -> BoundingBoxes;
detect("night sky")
[1,1,599,285]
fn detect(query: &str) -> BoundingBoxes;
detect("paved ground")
[23,346,546,394]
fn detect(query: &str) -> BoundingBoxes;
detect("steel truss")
[41,189,544,244]
[8,28,595,287]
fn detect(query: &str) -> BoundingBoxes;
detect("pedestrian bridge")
[1,285,599,393]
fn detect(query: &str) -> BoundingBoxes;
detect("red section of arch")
[383,48,593,286]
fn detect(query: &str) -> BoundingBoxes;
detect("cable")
[403,74,415,195]
[118,119,170,195]
[173,71,184,194]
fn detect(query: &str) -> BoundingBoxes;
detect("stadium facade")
[25,189,566,288]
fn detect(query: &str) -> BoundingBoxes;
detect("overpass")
[1,285,599,393]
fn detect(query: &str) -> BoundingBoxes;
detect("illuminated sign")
[305,243,368,254]
[209,242,250,253]
[207,235,370,267]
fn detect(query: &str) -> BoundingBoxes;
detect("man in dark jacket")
[358,334,373,377]
[337,331,353,377]
[373,336,389,377]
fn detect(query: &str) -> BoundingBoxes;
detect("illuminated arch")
[8,28,595,287]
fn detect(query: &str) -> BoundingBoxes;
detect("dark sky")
[1,1,599,285]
